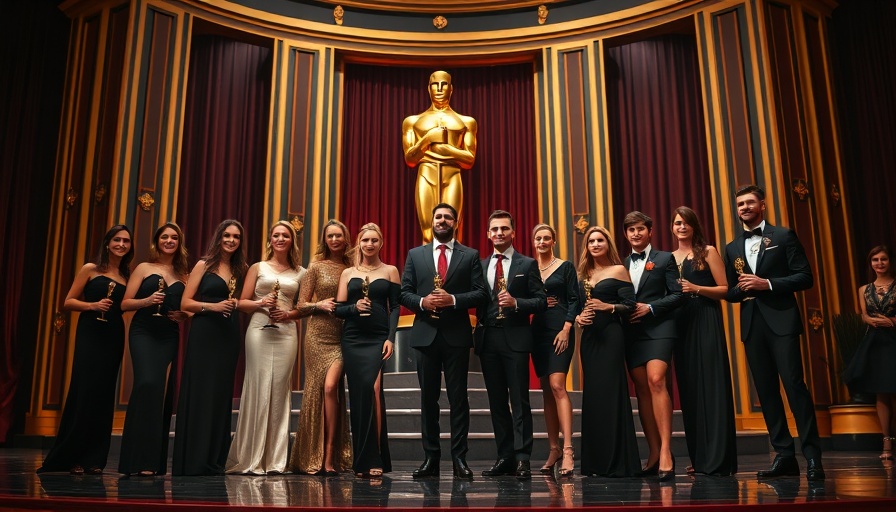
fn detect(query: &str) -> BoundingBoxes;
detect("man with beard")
[724,184,823,481]
[400,203,489,479]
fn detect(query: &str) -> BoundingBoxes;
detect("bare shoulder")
[608,265,631,281]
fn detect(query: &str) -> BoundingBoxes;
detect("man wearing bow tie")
[622,211,683,480]
[476,210,546,479]
[723,185,823,481]
[401,203,489,479]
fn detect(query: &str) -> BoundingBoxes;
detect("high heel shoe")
[540,447,562,474]
[657,456,676,482]
[881,436,894,460]
[558,446,575,477]
[638,460,659,477]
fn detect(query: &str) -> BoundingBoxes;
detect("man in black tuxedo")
[724,185,823,481]
[401,203,489,479]
[475,210,546,479]
[621,211,682,481]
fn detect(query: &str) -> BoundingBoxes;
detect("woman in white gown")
[226,221,305,474]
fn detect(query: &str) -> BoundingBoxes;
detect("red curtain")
[0,0,70,443]
[177,35,271,397]
[605,36,713,403]
[831,0,896,258]
[339,63,538,271]
[606,36,714,250]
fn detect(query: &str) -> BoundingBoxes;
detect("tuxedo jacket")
[724,222,813,339]
[474,252,546,353]
[623,249,683,340]
[400,241,489,348]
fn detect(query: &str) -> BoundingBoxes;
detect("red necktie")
[437,244,448,282]
[493,254,504,294]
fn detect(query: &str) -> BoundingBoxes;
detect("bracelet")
[611,304,615,314]
[696,287,700,295]
[200,305,206,313]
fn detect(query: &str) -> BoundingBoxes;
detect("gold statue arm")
[425,116,477,169]
[402,116,441,167]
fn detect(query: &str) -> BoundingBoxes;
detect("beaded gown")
[172,272,241,476]
[118,274,184,475]
[672,258,737,475]
[38,275,126,473]
[336,277,399,474]
[288,260,353,474]
[844,282,896,393]
[577,278,640,477]
[226,261,305,474]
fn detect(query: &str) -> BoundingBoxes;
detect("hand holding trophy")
[152,278,166,317]
[359,276,371,317]
[734,257,755,301]
[224,276,237,318]
[431,273,444,319]
[495,277,507,320]
[262,279,281,329]
[97,281,116,322]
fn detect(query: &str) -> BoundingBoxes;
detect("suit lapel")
[637,250,654,292]
[506,255,523,289]
[421,243,437,278]
[444,243,463,283]
[754,225,773,272]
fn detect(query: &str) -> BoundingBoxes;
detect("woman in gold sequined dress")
[288,220,355,475]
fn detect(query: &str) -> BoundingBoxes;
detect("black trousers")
[479,327,533,461]
[743,309,821,460]
[415,333,471,459]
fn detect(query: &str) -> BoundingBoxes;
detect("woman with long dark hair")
[289,220,355,475]
[118,222,189,476]
[670,206,737,476]
[227,221,305,474]
[172,220,247,476]
[37,225,133,474]
[844,245,896,460]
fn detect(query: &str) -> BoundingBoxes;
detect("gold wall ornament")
[809,309,824,332]
[537,4,548,24]
[290,215,304,234]
[402,71,477,243]
[53,311,66,334]
[333,5,344,25]
[433,15,447,29]
[830,183,841,207]
[574,215,589,234]
[64,187,78,209]
[94,183,106,203]
[792,179,810,201]
[137,191,155,211]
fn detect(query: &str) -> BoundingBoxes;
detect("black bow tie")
[743,227,762,238]
[631,252,646,262]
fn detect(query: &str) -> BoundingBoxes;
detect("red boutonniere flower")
[645,261,655,271]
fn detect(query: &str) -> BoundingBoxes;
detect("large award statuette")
[152,278,166,317]
[431,273,444,319]
[734,257,755,300]
[262,279,281,329]
[360,276,371,317]
[495,277,507,320]
[97,281,116,322]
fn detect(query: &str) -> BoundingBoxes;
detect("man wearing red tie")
[401,203,488,479]
[475,210,546,479]
[723,184,823,481]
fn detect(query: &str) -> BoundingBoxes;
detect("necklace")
[875,280,894,296]
[357,263,384,272]
[539,258,558,272]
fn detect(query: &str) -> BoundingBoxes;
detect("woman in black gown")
[172,220,247,476]
[118,222,189,476]
[530,223,578,476]
[844,245,896,460]
[574,226,640,477]
[37,225,133,474]
[335,223,397,478]
[670,206,737,476]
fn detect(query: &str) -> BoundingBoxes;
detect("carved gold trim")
[574,215,589,234]
[333,5,344,25]
[433,15,447,29]
[290,215,305,235]
[94,183,106,203]
[64,188,78,210]
[318,0,554,14]
[809,309,824,332]
[537,4,548,25]
[830,183,841,207]
[53,312,66,335]
[137,191,155,211]
[792,179,810,201]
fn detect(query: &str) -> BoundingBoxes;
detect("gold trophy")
[359,276,371,317]
[97,281,116,322]
[495,277,507,320]
[583,280,593,301]
[734,257,755,300]
[152,278,166,317]
[262,279,281,329]
[227,276,237,300]
[431,273,444,319]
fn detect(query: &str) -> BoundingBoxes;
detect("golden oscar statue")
[402,71,478,243]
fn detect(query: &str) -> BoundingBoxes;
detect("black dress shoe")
[757,455,799,478]
[515,460,531,480]
[412,457,440,478]
[806,458,825,481]
[481,458,515,477]
[453,458,473,479]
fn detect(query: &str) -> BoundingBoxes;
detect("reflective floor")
[1,449,895,510]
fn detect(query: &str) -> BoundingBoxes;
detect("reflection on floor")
[1,449,894,510]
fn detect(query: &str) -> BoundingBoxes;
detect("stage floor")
[1,449,895,511]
